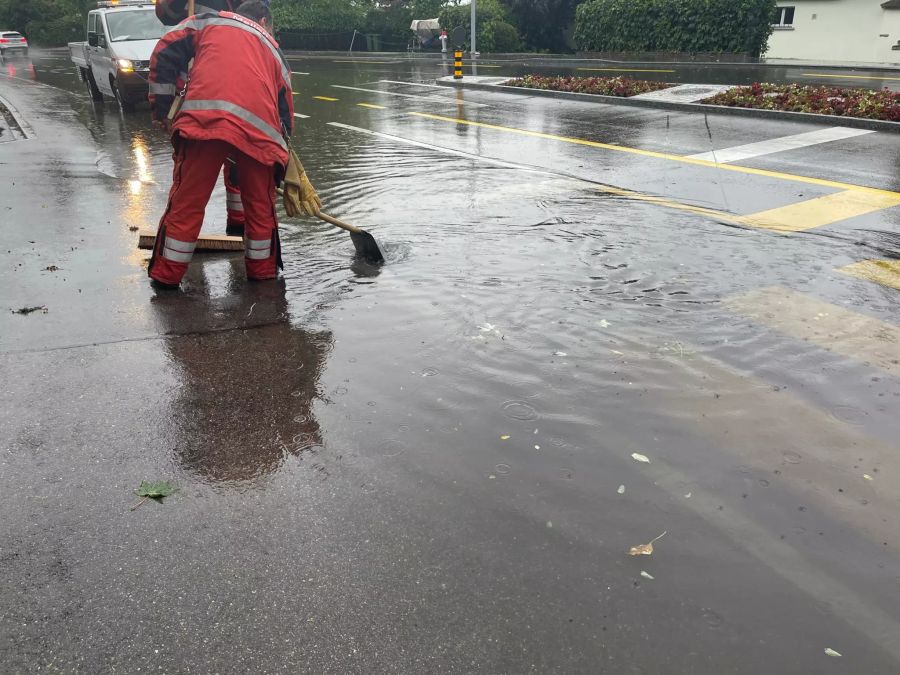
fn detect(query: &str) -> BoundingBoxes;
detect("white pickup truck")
[69,1,165,111]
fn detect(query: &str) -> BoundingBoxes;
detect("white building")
[765,0,900,65]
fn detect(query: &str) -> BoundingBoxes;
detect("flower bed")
[506,75,672,98]
[703,83,900,121]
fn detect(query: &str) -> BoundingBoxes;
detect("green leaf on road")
[135,480,178,499]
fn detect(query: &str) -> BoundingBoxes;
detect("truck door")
[88,12,113,96]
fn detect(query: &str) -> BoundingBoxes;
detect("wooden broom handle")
[187,0,195,15]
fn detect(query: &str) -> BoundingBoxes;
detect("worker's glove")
[282,147,321,217]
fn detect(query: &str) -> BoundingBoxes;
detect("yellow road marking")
[725,286,900,377]
[736,189,900,232]
[357,102,386,109]
[577,67,676,73]
[838,259,900,290]
[801,72,900,81]
[313,96,339,102]
[407,112,898,197]
[598,185,739,222]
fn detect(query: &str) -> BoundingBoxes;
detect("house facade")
[765,0,900,64]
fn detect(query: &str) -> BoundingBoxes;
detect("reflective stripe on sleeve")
[163,236,196,264]
[149,82,178,95]
[245,237,271,260]
[180,99,287,151]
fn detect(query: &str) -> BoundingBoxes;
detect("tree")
[501,0,579,52]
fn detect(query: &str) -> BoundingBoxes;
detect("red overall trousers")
[150,138,279,285]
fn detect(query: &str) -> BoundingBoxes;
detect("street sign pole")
[470,0,477,58]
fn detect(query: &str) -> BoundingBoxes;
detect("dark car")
[0,31,29,58]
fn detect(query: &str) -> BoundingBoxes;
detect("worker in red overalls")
[156,0,248,236]
[148,1,318,286]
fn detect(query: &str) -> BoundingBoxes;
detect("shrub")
[573,0,776,57]
[439,0,524,52]
[704,83,900,121]
[507,74,671,97]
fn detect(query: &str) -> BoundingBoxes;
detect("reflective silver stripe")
[167,16,292,91]
[163,236,196,263]
[245,237,270,260]
[180,99,287,151]
[226,193,242,204]
[226,199,244,212]
[149,82,177,95]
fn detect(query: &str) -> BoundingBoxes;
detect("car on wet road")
[0,31,28,58]
[69,1,163,110]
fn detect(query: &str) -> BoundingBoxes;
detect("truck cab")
[70,1,164,111]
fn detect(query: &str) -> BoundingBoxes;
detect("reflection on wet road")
[1,48,899,673]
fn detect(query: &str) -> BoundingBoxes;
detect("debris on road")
[863,474,873,481]
[629,531,667,556]
[43,265,59,272]
[131,480,178,510]
[11,305,47,315]
[617,484,625,494]
[631,452,650,463]
[500,435,510,440]
[640,570,655,580]
[824,648,842,658]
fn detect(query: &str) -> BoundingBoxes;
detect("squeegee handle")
[317,212,364,235]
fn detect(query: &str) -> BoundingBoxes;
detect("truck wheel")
[111,77,135,112]
[84,69,103,101]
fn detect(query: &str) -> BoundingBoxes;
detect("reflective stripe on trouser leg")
[224,164,245,230]
[245,237,271,260]
[162,236,196,263]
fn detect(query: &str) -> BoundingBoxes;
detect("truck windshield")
[105,9,165,42]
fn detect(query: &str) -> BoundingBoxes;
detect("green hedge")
[573,0,776,57]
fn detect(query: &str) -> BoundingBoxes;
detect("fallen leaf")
[11,305,47,315]
[597,319,610,328]
[128,226,139,232]
[824,648,842,658]
[628,531,667,556]
[631,453,650,464]
[553,351,567,357]
[863,474,873,481]
[500,435,510,440]
[135,480,177,498]
[617,484,625,494]
[640,570,654,580]
[684,492,692,499]
[131,480,177,511]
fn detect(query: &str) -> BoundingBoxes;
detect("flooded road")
[1,49,900,673]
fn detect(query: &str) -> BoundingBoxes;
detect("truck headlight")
[117,59,134,73]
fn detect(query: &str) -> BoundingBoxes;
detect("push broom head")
[137,230,244,252]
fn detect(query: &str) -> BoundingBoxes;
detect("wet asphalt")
[1,50,900,673]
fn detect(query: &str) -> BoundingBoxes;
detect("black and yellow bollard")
[453,50,463,80]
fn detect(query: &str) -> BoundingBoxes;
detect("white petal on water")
[631,453,651,464]
[617,485,625,494]
[640,571,654,580]
[824,648,842,658]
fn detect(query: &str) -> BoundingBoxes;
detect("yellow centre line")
[577,67,676,73]
[801,72,900,81]
[406,111,899,197]
[357,102,386,109]
[313,96,339,102]
[837,259,900,290]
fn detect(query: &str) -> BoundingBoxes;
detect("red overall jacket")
[149,11,293,167]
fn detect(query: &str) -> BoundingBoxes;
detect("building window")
[773,6,795,27]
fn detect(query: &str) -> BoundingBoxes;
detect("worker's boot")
[226,219,245,237]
